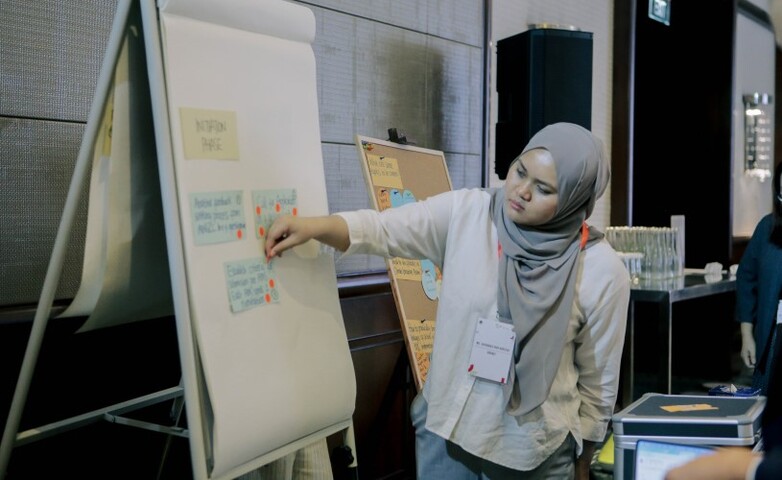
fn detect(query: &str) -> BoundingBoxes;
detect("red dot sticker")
[265,293,271,303]
[256,205,261,215]
[259,226,265,237]
[269,279,275,288]
[292,207,298,216]
[237,229,243,240]
[275,203,281,213]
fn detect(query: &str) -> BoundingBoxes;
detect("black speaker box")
[495,27,593,179]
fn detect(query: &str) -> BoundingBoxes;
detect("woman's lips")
[508,199,525,212]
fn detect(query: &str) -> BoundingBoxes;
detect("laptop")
[634,439,714,480]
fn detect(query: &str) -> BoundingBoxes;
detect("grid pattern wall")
[0,1,117,307]
[0,0,488,306]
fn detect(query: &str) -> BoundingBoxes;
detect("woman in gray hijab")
[266,123,630,479]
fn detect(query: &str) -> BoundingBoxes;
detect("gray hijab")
[489,122,609,416]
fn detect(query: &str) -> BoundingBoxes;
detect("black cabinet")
[495,27,593,179]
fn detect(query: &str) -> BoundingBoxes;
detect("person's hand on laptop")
[664,447,761,480]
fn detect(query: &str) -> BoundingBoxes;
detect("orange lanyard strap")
[580,222,589,250]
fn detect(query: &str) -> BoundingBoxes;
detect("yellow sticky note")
[392,257,422,281]
[661,403,719,412]
[406,318,434,382]
[367,154,403,189]
[100,93,114,158]
[179,107,239,160]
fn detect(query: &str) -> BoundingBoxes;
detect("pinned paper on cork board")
[355,135,453,391]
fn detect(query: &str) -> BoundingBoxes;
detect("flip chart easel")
[354,135,453,391]
[0,1,357,478]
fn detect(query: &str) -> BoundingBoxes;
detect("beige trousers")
[236,438,333,480]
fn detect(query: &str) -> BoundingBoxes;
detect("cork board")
[354,135,453,391]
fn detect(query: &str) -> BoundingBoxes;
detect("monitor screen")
[634,439,714,480]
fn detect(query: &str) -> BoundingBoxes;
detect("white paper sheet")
[157,1,355,475]
[158,0,314,43]
[60,24,174,331]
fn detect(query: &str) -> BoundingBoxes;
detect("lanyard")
[580,221,589,250]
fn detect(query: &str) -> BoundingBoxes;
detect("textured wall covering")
[0,1,117,307]
[0,0,488,306]
[310,1,487,274]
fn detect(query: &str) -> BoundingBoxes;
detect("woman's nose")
[516,182,532,200]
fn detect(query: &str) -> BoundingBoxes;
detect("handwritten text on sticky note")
[367,154,403,189]
[252,188,298,243]
[179,107,239,160]
[406,318,434,382]
[190,190,246,245]
[391,258,422,281]
[224,257,279,313]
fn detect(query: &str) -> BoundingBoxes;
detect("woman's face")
[504,148,559,226]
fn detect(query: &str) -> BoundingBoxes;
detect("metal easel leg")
[157,378,187,480]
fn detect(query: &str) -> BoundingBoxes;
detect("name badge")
[777,300,782,325]
[467,318,516,384]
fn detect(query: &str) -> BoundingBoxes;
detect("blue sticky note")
[224,257,279,313]
[252,188,298,240]
[390,189,404,208]
[420,259,439,300]
[190,190,247,245]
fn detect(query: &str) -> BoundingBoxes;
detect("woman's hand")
[740,322,756,368]
[265,214,350,261]
[265,215,312,260]
[664,447,758,480]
